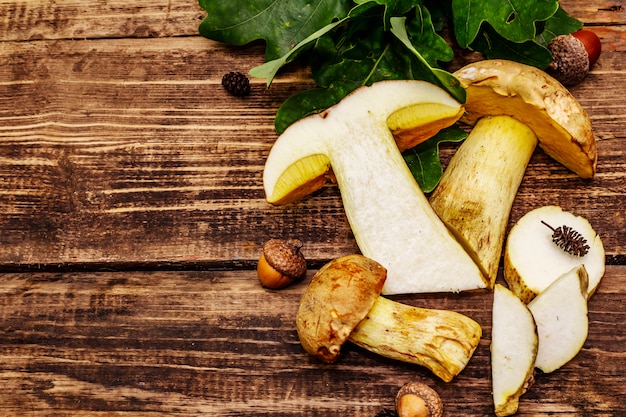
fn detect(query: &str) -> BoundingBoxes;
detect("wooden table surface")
[1,1,624,416]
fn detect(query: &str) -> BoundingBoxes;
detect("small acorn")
[547,29,601,86]
[395,382,443,417]
[257,239,307,289]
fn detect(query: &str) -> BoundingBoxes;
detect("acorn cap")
[262,239,306,279]
[547,34,589,86]
[395,382,443,417]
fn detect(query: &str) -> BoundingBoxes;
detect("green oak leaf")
[390,16,465,103]
[249,1,380,85]
[248,19,345,85]
[535,6,583,45]
[452,0,559,48]
[403,125,468,193]
[355,0,421,30]
[408,6,454,66]
[198,0,352,61]
[470,24,553,68]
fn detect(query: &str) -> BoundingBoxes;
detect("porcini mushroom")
[296,254,482,382]
[263,80,487,295]
[429,59,597,287]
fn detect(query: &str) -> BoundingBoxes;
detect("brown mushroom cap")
[295,254,386,363]
[453,59,597,178]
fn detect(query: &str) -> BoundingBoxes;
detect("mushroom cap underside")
[453,59,597,178]
[295,254,386,363]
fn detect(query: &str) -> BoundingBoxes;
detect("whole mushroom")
[295,254,482,382]
[429,59,597,287]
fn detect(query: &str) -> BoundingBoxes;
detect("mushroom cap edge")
[453,59,597,178]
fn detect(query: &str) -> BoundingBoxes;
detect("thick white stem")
[329,118,486,294]
[264,80,488,294]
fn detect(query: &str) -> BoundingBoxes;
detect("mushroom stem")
[429,115,538,287]
[349,296,482,382]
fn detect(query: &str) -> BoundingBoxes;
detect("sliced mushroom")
[429,59,597,287]
[263,80,487,295]
[296,255,482,382]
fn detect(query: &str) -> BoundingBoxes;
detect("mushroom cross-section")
[263,80,487,295]
[429,59,597,287]
[296,255,482,382]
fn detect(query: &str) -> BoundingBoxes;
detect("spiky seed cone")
[222,71,251,96]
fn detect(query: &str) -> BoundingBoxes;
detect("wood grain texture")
[0,35,624,267]
[0,0,625,415]
[0,0,204,41]
[0,267,624,416]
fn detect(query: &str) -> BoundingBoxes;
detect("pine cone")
[222,71,251,96]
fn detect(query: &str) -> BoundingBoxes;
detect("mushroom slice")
[264,80,487,294]
[429,59,597,287]
[491,284,537,417]
[504,205,605,303]
[527,265,589,373]
[296,255,482,382]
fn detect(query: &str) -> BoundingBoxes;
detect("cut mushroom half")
[264,80,487,294]
[296,255,482,382]
[429,59,597,287]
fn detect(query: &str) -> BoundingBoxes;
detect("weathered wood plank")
[0,0,204,41]
[0,266,624,416]
[0,33,624,267]
[0,1,624,416]
[0,0,623,42]
[562,0,626,25]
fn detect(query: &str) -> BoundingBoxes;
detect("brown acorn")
[395,382,443,417]
[547,29,601,86]
[257,239,306,289]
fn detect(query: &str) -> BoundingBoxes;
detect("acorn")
[257,239,307,289]
[395,382,443,417]
[547,29,601,86]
